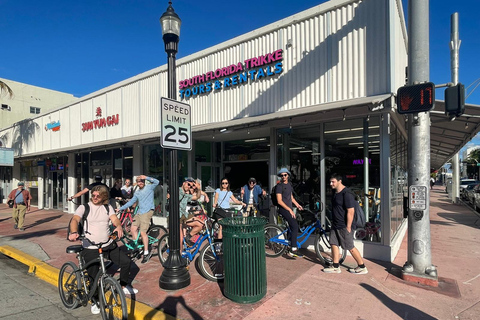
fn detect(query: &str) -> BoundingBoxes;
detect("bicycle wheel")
[122,217,133,237]
[98,276,128,320]
[157,233,169,264]
[145,225,167,261]
[264,224,287,258]
[197,243,224,282]
[58,262,81,309]
[314,232,346,265]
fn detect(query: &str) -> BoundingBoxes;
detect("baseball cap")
[18,182,25,186]
[277,168,291,177]
[94,175,102,180]
[185,177,195,183]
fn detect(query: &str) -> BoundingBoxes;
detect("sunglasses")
[136,179,145,183]
[92,194,101,198]
[249,181,256,184]
[280,174,288,177]
[221,182,229,185]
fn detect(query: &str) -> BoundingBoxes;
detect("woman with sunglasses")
[213,178,243,211]
[274,168,303,258]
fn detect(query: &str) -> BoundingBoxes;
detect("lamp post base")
[159,253,191,290]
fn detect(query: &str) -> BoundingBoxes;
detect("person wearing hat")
[240,177,263,217]
[68,174,108,202]
[7,182,32,231]
[274,168,303,257]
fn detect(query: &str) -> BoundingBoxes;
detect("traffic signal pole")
[402,0,438,286]
[450,13,461,203]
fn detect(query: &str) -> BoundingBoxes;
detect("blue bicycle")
[157,214,223,282]
[264,210,346,265]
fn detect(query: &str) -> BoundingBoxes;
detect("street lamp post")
[159,1,190,290]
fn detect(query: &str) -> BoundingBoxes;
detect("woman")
[213,177,243,211]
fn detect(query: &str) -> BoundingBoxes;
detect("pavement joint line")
[0,244,175,320]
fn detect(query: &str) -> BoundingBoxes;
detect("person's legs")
[12,207,19,227]
[108,246,132,287]
[17,205,27,229]
[278,208,298,248]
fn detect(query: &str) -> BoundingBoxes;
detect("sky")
[1,0,480,145]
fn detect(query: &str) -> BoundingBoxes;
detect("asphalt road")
[0,253,97,320]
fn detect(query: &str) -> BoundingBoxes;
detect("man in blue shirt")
[118,175,159,263]
[240,177,263,216]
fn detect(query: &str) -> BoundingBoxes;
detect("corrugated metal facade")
[0,0,407,156]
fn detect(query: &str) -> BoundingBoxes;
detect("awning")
[429,101,480,170]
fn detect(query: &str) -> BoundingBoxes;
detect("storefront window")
[390,120,407,239]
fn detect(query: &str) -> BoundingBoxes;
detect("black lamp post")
[159,1,190,290]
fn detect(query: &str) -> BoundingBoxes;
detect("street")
[0,253,96,320]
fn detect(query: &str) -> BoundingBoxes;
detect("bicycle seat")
[66,245,83,254]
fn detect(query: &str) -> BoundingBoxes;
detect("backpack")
[67,204,110,239]
[345,189,366,230]
[271,185,279,207]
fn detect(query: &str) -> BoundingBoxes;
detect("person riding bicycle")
[179,178,201,246]
[68,175,108,203]
[118,175,159,263]
[182,204,207,246]
[67,185,137,314]
[274,168,303,258]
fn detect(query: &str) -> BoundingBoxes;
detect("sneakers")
[91,303,100,315]
[14,224,17,229]
[323,266,341,273]
[349,266,368,274]
[184,234,194,246]
[141,254,149,264]
[19,228,25,232]
[287,247,303,258]
[122,285,138,295]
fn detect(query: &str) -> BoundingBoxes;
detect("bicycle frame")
[267,219,325,248]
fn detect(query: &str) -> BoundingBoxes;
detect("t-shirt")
[275,182,293,210]
[75,202,115,249]
[331,188,355,230]
[121,185,133,198]
[215,189,233,209]
[179,187,193,218]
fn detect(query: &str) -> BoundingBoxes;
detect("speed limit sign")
[160,97,192,150]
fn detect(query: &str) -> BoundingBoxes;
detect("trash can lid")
[218,216,267,227]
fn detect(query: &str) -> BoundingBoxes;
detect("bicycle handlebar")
[77,232,119,247]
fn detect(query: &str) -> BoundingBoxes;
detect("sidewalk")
[1,188,479,320]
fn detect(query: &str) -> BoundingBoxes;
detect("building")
[1,0,480,261]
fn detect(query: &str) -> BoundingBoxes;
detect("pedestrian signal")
[396,82,435,114]
[445,83,465,117]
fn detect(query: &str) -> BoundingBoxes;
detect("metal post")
[450,13,461,203]
[159,3,190,290]
[402,0,438,284]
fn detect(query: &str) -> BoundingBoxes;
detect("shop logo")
[82,107,119,132]
[178,49,284,100]
[45,121,61,132]
[353,159,372,165]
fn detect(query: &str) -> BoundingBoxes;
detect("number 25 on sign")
[160,97,192,150]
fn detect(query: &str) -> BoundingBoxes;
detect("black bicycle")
[58,234,128,320]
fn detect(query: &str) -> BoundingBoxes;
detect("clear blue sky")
[1,0,479,105]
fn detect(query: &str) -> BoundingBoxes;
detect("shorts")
[180,213,195,226]
[132,210,154,233]
[329,228,355,251]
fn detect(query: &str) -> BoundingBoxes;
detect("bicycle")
[264,210,346,265]
[116,206,138,235]
[58,234,127,320]
[158,213,223,282]
[117,221,167,263]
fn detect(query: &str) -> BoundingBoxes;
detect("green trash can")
[219,216,267,303]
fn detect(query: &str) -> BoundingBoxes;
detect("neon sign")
[178,49,284,100]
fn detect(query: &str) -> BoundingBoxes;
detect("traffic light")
[396,82,435,114]
[445,83,465,117]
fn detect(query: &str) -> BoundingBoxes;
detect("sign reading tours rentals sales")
[161,97,192,151]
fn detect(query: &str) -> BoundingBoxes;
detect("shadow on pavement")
[148,295,204,320]
[360,283,437,320]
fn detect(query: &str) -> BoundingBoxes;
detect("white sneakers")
[91,303,100,314]
[123,285,139,295]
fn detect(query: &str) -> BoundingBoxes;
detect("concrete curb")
[0,245,175,320]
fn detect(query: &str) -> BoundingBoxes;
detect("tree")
[0,80,14,98]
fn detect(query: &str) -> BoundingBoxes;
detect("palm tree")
[0,80,14,98]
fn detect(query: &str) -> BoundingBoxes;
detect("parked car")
[466,183,480,205]
[461,181,480,199]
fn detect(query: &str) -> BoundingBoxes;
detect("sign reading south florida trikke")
[178,49,284,99]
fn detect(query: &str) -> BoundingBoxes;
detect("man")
[324,173,368,274]
[240,177,263,217]
[121,178,133,199]
[118,175,159,263]
[68,175,108,202]
[8,182,32,231]
[68,185,137,314]
[275,168,303,258]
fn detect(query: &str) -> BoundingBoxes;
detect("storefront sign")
[45,121,61,131]
[82,107,119,132]
[353,159,372,165]
[178,49,284,99]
